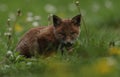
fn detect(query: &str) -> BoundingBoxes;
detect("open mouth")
[63,42,73,47]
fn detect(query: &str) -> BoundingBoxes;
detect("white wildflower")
[32,21,39,27]
[68,3,77,12]
[44,4,57,13]
[7,50,13,55]
[34,16,41,21]
[4,32,11,36]
[75,1,79,5]
[105,0,113,9]
[8,27,12,32]
[8,12,16,21]
[7,18,11,22]
[26,16,33,22]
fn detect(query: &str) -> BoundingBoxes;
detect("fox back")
[16,14,81,57]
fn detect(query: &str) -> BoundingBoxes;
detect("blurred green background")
[0,0,120,77]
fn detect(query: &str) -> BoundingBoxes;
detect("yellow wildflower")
[94,57,116,74]
[15,24,23,32]
[109,47,120,55]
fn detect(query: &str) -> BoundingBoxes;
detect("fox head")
[53,14,81,47]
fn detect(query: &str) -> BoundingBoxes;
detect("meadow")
[0,0,120,77]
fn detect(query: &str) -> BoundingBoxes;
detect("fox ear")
[72,14,81,26]
[53,15,62,27]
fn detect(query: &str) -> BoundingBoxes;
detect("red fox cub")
[16,14,81,58]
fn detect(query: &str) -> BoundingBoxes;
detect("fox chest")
[37,37,60,55]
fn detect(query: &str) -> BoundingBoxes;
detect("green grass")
[0,0,120,77]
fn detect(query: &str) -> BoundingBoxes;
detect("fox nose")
[63,36,74,47]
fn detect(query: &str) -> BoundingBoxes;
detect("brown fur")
[16,14,81,58]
